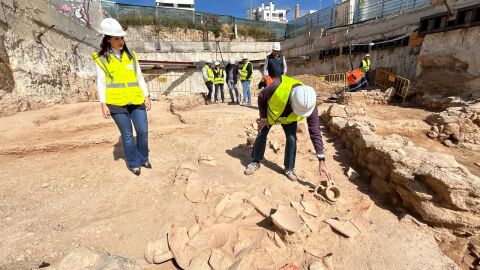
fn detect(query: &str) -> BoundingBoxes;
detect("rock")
[198,154,217,166]
[301,201,318,217]
[271,205,306,233]
[269,140,281,153]
[264,187,272,196]
[475,162,480,167]
[96,256,142,270]
[209,249,234,270]
[168,225,192,269]
[322,253,334,270]
[41,183,50,188]
[188,222,200,239]
[427,131,439,139]
[280,264,301,270]
[246,137,255,146]
[188,249,212,270]
[249,196,274,217]
[144,235,173,264]
[272,232,286,248]
[324,219,360,238]
[309,261,327,270]
[443,123,460,135]
[443,139,456,148]
[346,167,360,180]
[290,201,304,212]
[56,247,106,270]
[184,173,207,203]
[326,104,347,118]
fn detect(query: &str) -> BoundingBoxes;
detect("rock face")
[426,104,480,149]
[51,247,142,270]
[323,104,480,230]
[337,88,395,106]
[0,1,97,117]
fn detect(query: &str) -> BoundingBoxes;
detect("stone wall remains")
[337,88,395,106]
[321,104,480,230]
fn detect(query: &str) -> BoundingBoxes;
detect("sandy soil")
[0,100,460,269]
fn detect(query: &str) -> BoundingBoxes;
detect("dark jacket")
[266,54,286,78]
[225,63,239,83]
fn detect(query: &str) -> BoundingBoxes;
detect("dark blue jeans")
[252,121,297,170]
[111,107,149,169]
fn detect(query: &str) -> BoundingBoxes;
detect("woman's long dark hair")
[98,35,133,62]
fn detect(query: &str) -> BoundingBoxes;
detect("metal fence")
[375,69,410,103]
[286,0,431,38]
[101,1,286,41]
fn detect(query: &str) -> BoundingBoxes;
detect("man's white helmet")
[242,54,248,60]
[290,85,317,117]
[206,59,213,64]
[272,42,281,51]
[229,59,235,64]
[214,61,220,66]
[100,18,127,37]
[365,53,370,57]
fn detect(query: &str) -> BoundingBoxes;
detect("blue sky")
[113,0,335,20]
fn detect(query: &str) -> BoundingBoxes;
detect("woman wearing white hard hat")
[244,76,331,182]
[213,61,225,103]
[92,18,152,176]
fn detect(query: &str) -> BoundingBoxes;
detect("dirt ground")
[0,100,461,269]
[361,104,480,176]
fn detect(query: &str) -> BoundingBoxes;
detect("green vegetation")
[238,25,276,41]
[118,14,199,30]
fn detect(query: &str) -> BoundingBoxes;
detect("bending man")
[244,75,331,182]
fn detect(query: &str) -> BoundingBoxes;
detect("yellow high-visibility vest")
[214,69,224,85]
[203,65,214,82]
[92,51,144,106]
[361,59,371,73]
[240,61,252,81]
[267,75,305,125]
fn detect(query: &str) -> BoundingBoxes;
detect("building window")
[178,4,194,8]
[157,3,174,7]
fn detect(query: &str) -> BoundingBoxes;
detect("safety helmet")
[290,85,317,117]
[214,61,220,66]
[229,59,235,64]
[100,18,127,37]
[272,42,281,51]
[206,59,213,64]
[365,53,370,57]
[242,54,248,60]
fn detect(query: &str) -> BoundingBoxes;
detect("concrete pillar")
[295,4,300,19]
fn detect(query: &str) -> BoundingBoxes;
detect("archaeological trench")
[0,0,480,269]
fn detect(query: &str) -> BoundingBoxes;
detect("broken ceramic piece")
[324,219,360,238]
[271,205,306,233]
[144,235,173,264]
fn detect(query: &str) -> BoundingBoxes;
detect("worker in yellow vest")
[244,76,331,182]
[202,59,214,104]
[359,53,371,82]
[240,54,253,106]
[213,61,225,103]
[92,18,151,176]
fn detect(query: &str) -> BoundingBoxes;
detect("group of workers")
[93,18,374,182]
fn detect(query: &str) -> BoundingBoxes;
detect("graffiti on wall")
[51,0,92,27]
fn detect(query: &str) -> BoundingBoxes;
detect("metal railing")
[144,73,199,98]
[375,69,410,103]
[286,0,431,38]
[317,72,349,92]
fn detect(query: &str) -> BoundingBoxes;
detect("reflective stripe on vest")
[92,51,144,106]
[240,61,252,81]
[203,66,214,82]
[361,59,371,73]
[267,75,305,125]
[214,69,224,84]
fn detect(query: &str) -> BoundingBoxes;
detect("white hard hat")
[206,59,213,64]
[272,42,281,51]
[242,54,248,60]
[290,85,317,117]
[214,61,220,66]
[100,18,127,37]
[365,53,370,57]
[229,59,235,64]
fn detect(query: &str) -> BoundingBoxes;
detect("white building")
[248,1,289,24]
[155,0,194,10]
